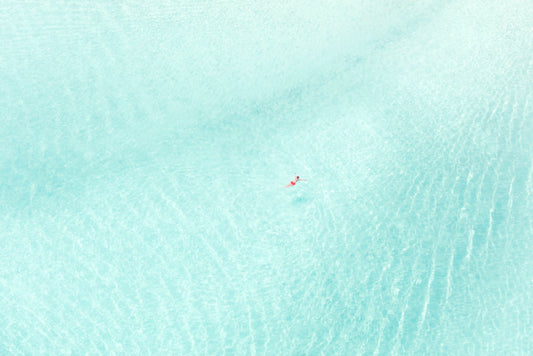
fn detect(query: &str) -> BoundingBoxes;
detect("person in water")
[286,174,306,187]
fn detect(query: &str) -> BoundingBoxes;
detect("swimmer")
[285,173,306,187]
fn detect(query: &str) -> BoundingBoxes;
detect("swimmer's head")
[296,176,300,179]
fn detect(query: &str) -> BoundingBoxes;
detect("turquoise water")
[1,0,532,354]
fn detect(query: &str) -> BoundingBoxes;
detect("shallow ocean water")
[1,0,532,354]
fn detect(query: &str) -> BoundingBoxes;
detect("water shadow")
[292,195,312,204]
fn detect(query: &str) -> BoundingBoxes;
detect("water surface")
[1,0,532,354]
